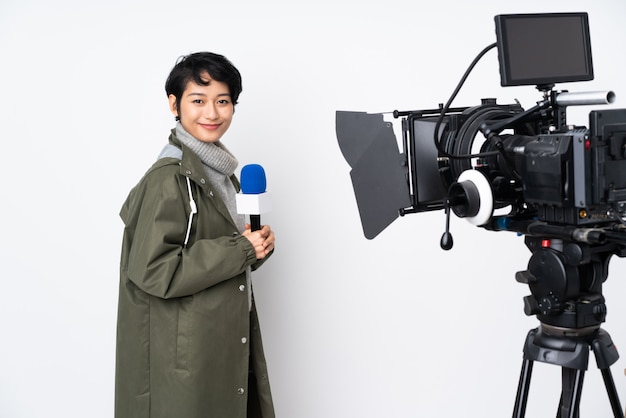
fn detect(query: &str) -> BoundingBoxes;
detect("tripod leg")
[513,358,533,418]
[557,368,584,418]
[599,368,623,418]
[591,330,623,417]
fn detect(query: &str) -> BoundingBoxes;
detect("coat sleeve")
[120,168,258,299]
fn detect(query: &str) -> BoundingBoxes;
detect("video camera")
[337,13,626,415]
[336,12,626,248]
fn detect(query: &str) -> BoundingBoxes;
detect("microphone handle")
[250,215,261,231]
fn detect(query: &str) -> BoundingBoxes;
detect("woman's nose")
[203,103,218,119]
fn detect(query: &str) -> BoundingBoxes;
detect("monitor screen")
[495,12,593,87]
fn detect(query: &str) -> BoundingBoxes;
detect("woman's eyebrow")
[186,92,231,98]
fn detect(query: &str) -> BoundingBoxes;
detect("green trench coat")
[115,131,275,418]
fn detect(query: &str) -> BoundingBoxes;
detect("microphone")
[236,164,272,231]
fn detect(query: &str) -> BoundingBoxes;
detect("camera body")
[503,108,626,226]
[337,12,626,239]
[405,101,626,228]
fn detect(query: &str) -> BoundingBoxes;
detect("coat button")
[239,285,246,292]
[185,170,192,175]
[237,388,245,395]
[241,337,247,344]
[200,178,206,184]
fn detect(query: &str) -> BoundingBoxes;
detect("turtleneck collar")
[175,122,238,176]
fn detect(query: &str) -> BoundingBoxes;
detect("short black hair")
[165,52,243,112]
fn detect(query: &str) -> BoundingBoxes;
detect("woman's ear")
[168,94,179,119]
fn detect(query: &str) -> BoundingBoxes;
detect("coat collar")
[168,130,241,230]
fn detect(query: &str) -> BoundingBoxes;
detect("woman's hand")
[242,224,275,259]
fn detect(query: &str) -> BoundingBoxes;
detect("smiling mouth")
[200,123,220,130]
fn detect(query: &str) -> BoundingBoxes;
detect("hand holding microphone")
[244,224,275,259]
[237,164,274,258]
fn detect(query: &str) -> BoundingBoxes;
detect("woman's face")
[169,72,234,143]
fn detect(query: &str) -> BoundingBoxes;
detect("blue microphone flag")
[240,164,267,194]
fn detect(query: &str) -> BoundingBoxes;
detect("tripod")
[512,236,624,417]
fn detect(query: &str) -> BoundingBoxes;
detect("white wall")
[1,0,625,417]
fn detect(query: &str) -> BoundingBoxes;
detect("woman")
[115,52,276,418]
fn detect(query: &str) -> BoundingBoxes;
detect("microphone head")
[240,164,267,194]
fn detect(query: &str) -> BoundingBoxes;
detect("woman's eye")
[193,99,204,104]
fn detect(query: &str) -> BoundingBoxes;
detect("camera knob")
[593,303,608,321]
[537,294,562,315]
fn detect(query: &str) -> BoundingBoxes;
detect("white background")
[1,0,626,417]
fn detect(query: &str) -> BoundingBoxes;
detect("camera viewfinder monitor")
[495,12,594,87]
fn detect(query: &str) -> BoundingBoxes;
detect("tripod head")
[515,233,625,333]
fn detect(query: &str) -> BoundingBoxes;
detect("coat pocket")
[175,296,193,371]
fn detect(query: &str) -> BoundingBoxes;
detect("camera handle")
[480,89,615,139]
[440,200,454,250]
